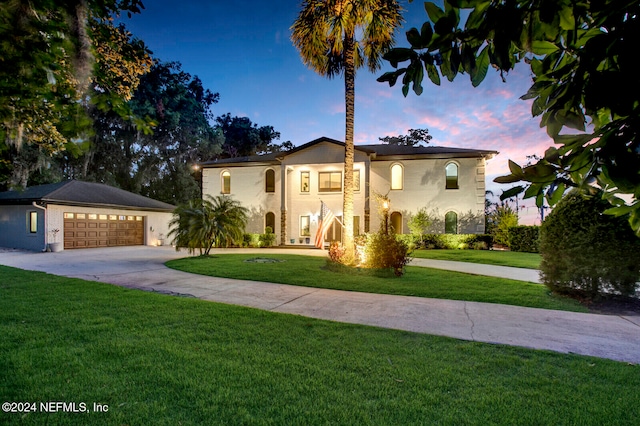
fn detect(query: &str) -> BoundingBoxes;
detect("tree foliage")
[169,195,249,256]
[539,190,640,299]
[379,0,640,234]
[215,113,285,158]
[379,128,432,146]
[292,0,404,255]
[485,202,519,247]
[0,0,146,153]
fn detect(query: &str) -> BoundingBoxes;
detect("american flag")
[314,201,335,248]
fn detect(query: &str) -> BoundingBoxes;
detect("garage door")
[63,213,144,249]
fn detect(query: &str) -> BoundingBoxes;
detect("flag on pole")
[314,201,335,248]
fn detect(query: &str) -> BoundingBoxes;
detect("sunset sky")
[121,1,554,224]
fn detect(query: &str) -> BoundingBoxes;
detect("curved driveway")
[0,246,638,364]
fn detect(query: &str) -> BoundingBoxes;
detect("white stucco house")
[200,137,497,246]
[0,180,174,252]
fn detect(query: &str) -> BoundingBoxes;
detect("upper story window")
[445,162,459,189]
[265,169,275,193]
[300,171,310,193]
[391,164,403,190]
[319,171,342,192]
[221,171,231,194]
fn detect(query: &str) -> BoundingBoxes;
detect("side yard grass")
[166,254,585,312]
[411,249,541,269]
[1,265,638,425]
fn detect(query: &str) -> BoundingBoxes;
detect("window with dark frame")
[265,169,275,193]
[222,171,231,194]
[445,163,459,189]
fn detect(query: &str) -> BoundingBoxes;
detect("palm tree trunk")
[343,34,356,258]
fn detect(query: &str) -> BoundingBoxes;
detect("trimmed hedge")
[539,191,640,299]
[399,234,493,250]
[509,226,539,253]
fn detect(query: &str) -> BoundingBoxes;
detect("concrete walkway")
[0,246,638,364]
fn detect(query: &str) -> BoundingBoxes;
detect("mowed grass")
[167,254,585,312]
[1,265,638,425]
[412,249,542,269]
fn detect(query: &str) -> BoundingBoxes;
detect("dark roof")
[201,136,497,167]
[0,181,175,212]
[358,144,498,159]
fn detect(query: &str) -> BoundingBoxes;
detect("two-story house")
[200,137,497,246]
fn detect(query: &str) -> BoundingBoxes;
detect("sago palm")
[291,0,402,255]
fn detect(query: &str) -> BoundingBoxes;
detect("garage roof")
[0,181,175,212]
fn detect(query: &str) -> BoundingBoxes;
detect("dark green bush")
[539,191,640,299]
[363,232,412,276]
[258,227,276,247]
[509,226,539,253]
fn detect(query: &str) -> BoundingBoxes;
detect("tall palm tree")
[291,0,402,256]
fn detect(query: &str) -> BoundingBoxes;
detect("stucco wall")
[0,205,46,251]
[369,157,486,234]
[201,142,488,244]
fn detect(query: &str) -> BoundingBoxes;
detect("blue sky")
[121,1,553,224]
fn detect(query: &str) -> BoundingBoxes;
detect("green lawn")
[412,249,542,269]
[1,265,638,425]
[166,254,585,312]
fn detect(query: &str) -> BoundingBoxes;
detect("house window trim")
[445,161,460,190]
[221,170,231,194]
[445,210,458,234]
[318,171,342,193]
[265,212,276,233]
[300,215,311,237]
[265,168,276,193]
[28,211,38,234]
[390,163,404,190]
[300,170,310,193]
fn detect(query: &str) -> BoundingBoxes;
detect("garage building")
[0,181,175,251]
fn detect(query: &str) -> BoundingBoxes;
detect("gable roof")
[0,181,175,212]
[200,136,497,167]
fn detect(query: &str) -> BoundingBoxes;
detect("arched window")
[221,171,230,194]
[445,163,459,189]
[445,211,458,234]
[265,169,275,193]
[390,212,403,234]
[391,164,403,190]
[265,212,275,232]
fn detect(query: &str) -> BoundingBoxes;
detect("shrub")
[486,204,518,247]
[417,234,492,250]
[539,191,640,299]
[258,226,276,247]
[363,232,412,276]
[242,234,260,247]
[509,226,539,253]
[328,241,346,263]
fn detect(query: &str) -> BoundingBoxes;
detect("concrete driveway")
[1,246,638,364]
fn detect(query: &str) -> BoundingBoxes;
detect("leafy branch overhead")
[378,0,640,234]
